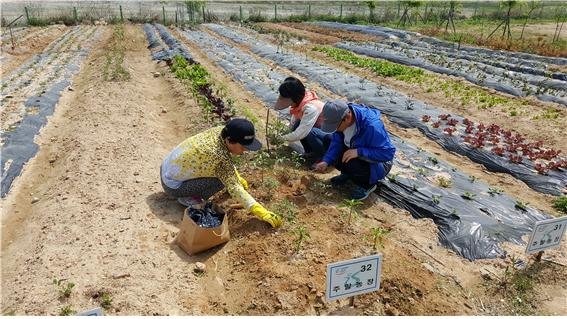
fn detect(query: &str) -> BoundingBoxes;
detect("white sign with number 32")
[326,254,382,301]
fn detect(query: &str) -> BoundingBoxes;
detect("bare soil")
[1,25,67,76]
[280,22,384,43]
[1,23,566,316]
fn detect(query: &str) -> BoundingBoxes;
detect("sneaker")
[177,196,204,207]
[329,173,350,187]
[350,184,377,200]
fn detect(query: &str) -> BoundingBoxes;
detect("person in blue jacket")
[313,100,395,200]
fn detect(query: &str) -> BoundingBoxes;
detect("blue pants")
[292,120,331,160]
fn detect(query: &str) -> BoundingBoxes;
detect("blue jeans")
[292,120,331,160]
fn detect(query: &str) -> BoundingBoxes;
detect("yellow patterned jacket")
[160,126,256,209]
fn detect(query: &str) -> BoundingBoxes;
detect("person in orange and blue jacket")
[313,100,396,201]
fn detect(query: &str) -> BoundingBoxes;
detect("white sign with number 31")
[525,216,567,255]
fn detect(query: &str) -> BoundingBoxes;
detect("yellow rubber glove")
[250,203,283,228]
[235,170,248,190]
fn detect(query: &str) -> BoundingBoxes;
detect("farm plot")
[167,25,553,261]
[333,41,567,106]
[275,21,567,106]
[304,22,567,106]
[1,25,67,75]
[245,22,566,152]
[200,24,567,196]
[311,22,567,67]
[1,25,102,196]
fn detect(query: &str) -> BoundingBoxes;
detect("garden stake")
[349,296,355,307]
[535,251,544,262]
[6,15,23,50]
[24,7,29,24]
[265,108,271,154]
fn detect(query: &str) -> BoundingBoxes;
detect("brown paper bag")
[175,204,230,255]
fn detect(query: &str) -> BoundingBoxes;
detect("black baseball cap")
[224,118,262,151]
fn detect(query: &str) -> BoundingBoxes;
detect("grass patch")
[103,24,130,81]
[552,196,567,214]
[435,80,508,109]
[533,108,561,120]
[240,105,259,125]
[312,46,424,82]
[489,257,560,315]
[59,305,75,316]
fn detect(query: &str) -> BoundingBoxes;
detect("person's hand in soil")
[250,203,283,228]
[313,161,328,173]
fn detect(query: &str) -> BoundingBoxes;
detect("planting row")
[0,27,27,44]
[143,23,233,121]
[143,23,192,63]
[172,25,549,260]
[0,26,102,197]
[203,23,567,196]
[1,26,98,134]
[1,26,93,101]
[311,22,567,67]
[334,41,567,106]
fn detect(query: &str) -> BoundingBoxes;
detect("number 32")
[361,264,372,272]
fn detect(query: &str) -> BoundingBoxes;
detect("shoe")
[329,174,350,187]
[177,196,204,207]
[350,184,377,200]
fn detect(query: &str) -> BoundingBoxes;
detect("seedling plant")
[53,278,74,298]
[271,198,298,224]
[437,176,452,188]
[340,199,364,227]
[59,305,74,316]
[515,201,528,211]
[293,225,311,254]
[461,191,477,200]
[100,292,112,310]
[368,226,391,251]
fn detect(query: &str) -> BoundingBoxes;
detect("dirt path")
[0,24,208,315]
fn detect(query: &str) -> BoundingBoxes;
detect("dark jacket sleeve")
[322,133,344,165]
